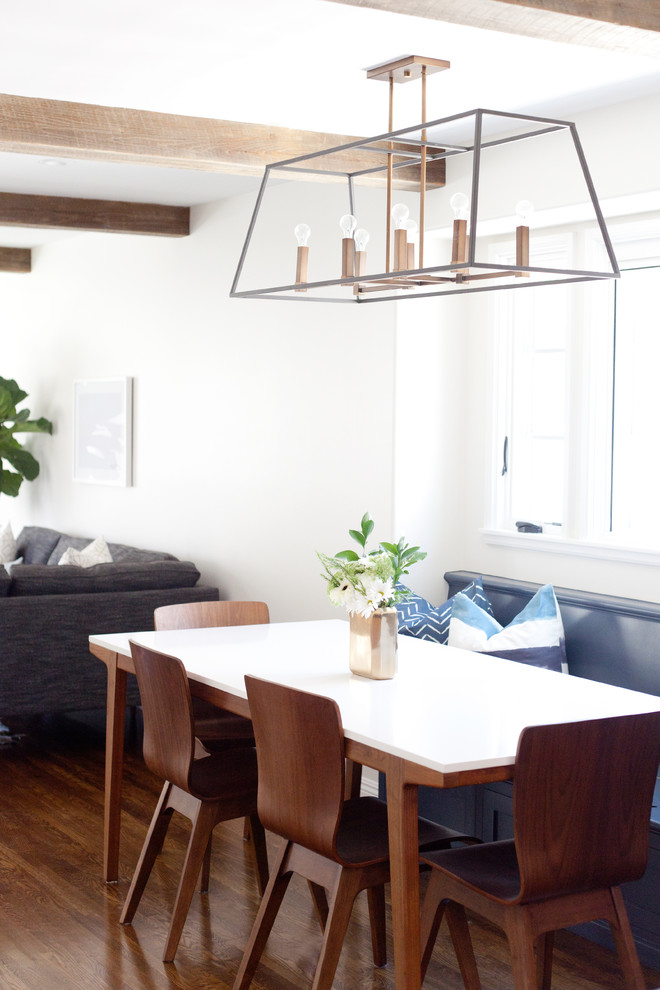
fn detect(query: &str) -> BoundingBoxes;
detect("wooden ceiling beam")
[0,246,30,272]
[324,0,660,57]
[0,192,189,237]
[493,0,660,32]
[0,93,444,190]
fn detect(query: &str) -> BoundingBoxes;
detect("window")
[488,216,660,556]
[611,263,660,541]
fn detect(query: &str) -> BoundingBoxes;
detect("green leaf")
[0,378,27,405]
[13,416,53,434]
[0,379,52,491]
[335,549,360,561]
[0,469,22,497]
[3,444,40,480]
[360,512,374,539]
[348,529,366,548]
[0,386,17,421]
[379,541,398,555]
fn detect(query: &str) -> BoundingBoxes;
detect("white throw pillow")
[0,522,17,564]
[3,555,22,573]
[58,536,113,568]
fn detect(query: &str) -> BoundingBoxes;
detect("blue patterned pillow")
[448,584,567,672]
[396,577,493,646]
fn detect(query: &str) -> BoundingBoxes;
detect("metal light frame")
[231,59,620,304]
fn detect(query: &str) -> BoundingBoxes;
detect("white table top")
[90,619,660,777]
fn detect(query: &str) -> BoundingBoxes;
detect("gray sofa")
[1,526,219,720]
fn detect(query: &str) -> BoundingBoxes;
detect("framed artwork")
[73,377,133,486]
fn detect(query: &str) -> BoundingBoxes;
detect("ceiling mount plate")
[365,55,450,84]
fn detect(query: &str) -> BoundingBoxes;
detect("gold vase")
[348,607,398,679]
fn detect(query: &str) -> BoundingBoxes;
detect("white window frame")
[483,212,660,565]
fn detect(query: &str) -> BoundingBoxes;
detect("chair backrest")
[244,676,346,859]
[154,600,269,631]
[129,640,196,792]
[514,711,660,902]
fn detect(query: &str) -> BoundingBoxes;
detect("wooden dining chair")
[155,599,363,798]
[154,599,270,889]
[233,675,480,990]
[154,600,269,745]
[120,641,269,963]
[419,711,660,990]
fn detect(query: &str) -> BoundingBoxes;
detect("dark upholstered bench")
[394,571,660,969]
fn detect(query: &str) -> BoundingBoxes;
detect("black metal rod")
[230,167,271,296]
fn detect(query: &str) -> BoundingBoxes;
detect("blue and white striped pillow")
[397,577,493,646]
[448,584,567,672]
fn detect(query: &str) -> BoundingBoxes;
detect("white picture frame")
[73,377,133,486]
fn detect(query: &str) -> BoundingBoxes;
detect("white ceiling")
[2,0,660,247]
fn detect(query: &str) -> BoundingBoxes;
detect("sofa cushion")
[8,560,201,596]
[0,567,11,596]
[58,536,113,567]
[15,526,63,564]
[47,534,177,564]
[448,584,567,672]
[397,576,493,646]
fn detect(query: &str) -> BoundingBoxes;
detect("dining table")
[89,618,660,990]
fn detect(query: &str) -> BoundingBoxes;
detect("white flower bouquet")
[318,513,426,618]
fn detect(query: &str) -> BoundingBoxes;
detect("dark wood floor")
[1,712,659,990]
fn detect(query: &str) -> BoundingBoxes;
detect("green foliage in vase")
[318,512,427,617]
[0,377,53,497]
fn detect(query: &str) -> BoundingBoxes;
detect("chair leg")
[200,834,212,893]
[420,870,448,981]
[608,887,646,990]
[233,840,294,990]
[308,881,329,929]
[163,800,219,962]
[504,911,538,990]
[311,868,364,990]
[246,813,269,896]
[444,901,482,990]
[366,884,387,967]
[120,783,174,925]
[536,931,553,990]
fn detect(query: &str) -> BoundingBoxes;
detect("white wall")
[3,185,400,621]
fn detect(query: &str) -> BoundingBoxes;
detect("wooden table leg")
[103,653,127,883]
[386,761,421,990]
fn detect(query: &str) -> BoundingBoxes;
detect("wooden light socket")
[353,250,367,294]
[295,245,309,292]
[342,237,355,279]
[393,228,408,271]
[407,242,415,270]
[516,225,530,273]
[451,219,468,265]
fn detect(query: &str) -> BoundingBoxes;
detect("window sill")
[480,529,660,566]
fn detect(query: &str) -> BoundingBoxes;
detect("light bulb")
[354,228,370,251]
[515,200,534,225]
[339,214,357,238]
[450,192,470,221]
[404,219,418,240]
[294,223,311,247]
[391,203,410,230]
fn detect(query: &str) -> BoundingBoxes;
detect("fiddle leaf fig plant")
[0,377,53,497]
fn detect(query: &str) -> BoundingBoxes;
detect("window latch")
[501,436,508,476]
[516,521,543,533]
